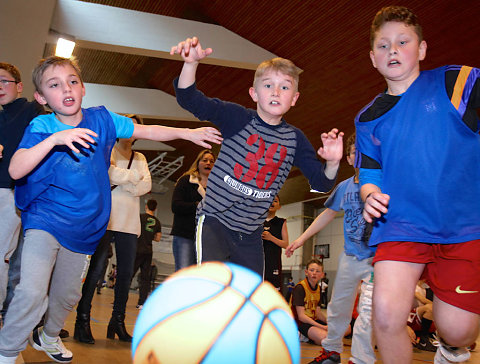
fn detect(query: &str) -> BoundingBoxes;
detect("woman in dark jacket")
[171,149,215,271]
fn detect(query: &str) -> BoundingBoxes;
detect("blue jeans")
[172,236,196,272]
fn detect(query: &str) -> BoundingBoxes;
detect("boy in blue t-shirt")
[171,36,344,277]
[356,6,480,364]
[287,134,375,364]
[0,56,221,364]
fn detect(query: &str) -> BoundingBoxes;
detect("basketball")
[132,262,300,364]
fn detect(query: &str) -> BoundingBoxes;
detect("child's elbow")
[8,158,23,180]
[8,166,21,180]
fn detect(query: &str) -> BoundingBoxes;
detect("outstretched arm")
[170,37,213,89]
[317,128,344,179]
[9,128,97,180]
[285,208,337,257]
[131,124,222,149]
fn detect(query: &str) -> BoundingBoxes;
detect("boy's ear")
[249,86,258,102]
[290,91,300,107]
[418,40,427,61]
[15,81,23,96]
[34,91,48,105]
[369,50,377,69]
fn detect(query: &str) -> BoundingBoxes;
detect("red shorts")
[374,240,480,314]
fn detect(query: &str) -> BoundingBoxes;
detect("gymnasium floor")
[19,288,480,363]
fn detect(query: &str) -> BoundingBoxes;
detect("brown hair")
[178,149,216,183]
[32,56,82,92]
[370,6,423,48]
[0,62,21,83]
[346,133,356,156]
[306,259,323,270]
[254,58,299,91]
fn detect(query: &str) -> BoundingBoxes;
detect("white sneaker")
[29,328,73,363]
[434,337,471,364]
[299,332,309,343]
[0,354,17,364]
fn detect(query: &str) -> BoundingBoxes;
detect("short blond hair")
[254,58,299,91]
[32,56,82,92]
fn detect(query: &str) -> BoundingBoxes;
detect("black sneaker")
[29,327,73,363]
[309,348,341,364]
[59,329,69,339]
[415,335,437,352]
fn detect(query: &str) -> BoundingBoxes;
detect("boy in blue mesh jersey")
[356,6,480,364]
[171,36,344,277]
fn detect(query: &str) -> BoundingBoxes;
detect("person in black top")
[171,149,215,271]
[0,62,44,313]
[133,199,162,308]
[262,195,288,290]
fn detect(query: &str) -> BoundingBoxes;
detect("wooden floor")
[19,288,480,363]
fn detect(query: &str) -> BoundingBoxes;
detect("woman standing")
[74,115,151,343]
[171,150,215,271]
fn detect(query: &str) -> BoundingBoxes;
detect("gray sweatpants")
[321,252,375,364]
[0,189,22,311]
[0,229,89,357]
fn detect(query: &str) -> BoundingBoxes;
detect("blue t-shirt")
[15,106,134,254]
[325,176,374,260]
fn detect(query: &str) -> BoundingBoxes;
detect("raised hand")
[170,37,213,63]
[187,127,223,149]
[317,128,344,163]
[50,128,98,153]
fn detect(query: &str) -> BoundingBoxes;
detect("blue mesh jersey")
[325,176,374,260]
[356,66,480,246]
[15,106,134,254]
[175,79,336,234]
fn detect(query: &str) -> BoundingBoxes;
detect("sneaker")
[59,328,69,339]
[415,335,437,352]
[434,338,470,364]
[299,332,309,343]
[309,348,341,364]
[29,328,73,363]
[467,342,476,352]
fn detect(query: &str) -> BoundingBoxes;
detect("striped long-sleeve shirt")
[175,79,336,234]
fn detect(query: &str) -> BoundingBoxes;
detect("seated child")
[289,259,328,345]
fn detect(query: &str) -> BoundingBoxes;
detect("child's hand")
[170,37,213,63]
[317,128,344,162]
[262,230,273,241]
[285,239,304,257]
[0,144,3,158]
[49,128,98,154]
[363,191,390,223]
[187,127,222,149]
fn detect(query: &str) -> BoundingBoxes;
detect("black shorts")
[297,319,327,337]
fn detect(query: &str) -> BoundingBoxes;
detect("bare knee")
[308,327,328,346]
